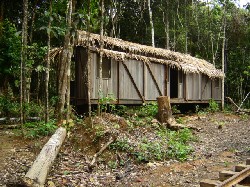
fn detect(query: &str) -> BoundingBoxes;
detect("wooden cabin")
[71,30,224,106]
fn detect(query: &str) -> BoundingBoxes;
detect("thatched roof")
[76,30,223,78]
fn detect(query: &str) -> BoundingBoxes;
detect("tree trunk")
[184,0,188,54]
[45,0,52,123]
[97,0,104,116]
[66,0,76,122]
[221,3,226,111]
[21,0,29,126]
[57,0,73,121]
[29,0,38,44]
[162,0,170,49]
[23,127,66,187]
[157,96,172,123]
[148,0,155,47]
[86,0,92,117]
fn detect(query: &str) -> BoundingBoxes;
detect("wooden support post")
[23,127,67,187]
[157,96,172,123]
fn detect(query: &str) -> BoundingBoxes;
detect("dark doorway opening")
[170,68,178,98]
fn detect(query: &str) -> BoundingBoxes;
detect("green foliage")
[108,160,118,169]
[129,102,158,118]
[110,138,132,152]
[23,121,57,139]
[141,102,158,117]
[99,93,117,114]
[0,20,21,81]
[23,101,44,118]
[113,105,128,116]
[157,128,194,161]
[0,88,20,117]
[208,99,220,113]
[136,140,166,162]
[172,105,181,114]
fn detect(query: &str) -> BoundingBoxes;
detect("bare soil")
[0,112,249,187]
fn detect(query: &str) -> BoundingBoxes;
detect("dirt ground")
[0,112,249,187]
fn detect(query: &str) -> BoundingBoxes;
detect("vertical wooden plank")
[183,73,186,100]
[117,61,120,103]
[199,74,201,100]
[143,62,145,99]
[145,63,163,96]
[164,65,167,96]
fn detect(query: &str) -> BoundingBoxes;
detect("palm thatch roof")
[76,30,223,78]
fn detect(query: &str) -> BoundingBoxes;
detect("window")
[215,78,219,88]
[97,56,111,79]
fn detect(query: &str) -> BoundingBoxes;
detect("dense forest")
[0,0,249,121]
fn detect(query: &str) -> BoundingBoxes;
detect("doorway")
[170,68,178,98]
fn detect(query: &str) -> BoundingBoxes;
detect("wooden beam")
[121,61,145,102]
[218,165,250,187]
[145,62,163,96]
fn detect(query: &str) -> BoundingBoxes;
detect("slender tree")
[87,0,92,117]
[45,0,52,123]
[97,0,104,116]
[221,1,227,110]
[148,0,155,47]
[21,0,28,125]
[57,0,73,122]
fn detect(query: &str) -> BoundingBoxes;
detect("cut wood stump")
[156,96,199,130]
[157,96,172,123]
[22,127,66,187]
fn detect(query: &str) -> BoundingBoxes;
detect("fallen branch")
[226,97,239,110]
[22,127,66,187]
[0,124,21,129]
[226,97,250,114]
[90,137,114,167]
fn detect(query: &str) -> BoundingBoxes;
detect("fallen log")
[22,127,66,187]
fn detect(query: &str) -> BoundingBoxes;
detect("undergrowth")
[109,127,194,162]
[21,121,57,139]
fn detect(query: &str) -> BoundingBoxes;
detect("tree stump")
[157,96,172,123]
[23,127,66,187]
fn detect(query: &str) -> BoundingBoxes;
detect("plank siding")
[119,59,143,100]
[91,53,118,99]
[212,78,221,100]
[74,49,221,105]
[201,75,212,100]
[145,63,165,100]
[186,73,200,100]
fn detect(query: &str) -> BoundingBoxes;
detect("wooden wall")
[90,53,118,99]
[212,78,222,100]
[74,49,221,105]
[201,74,212,100]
